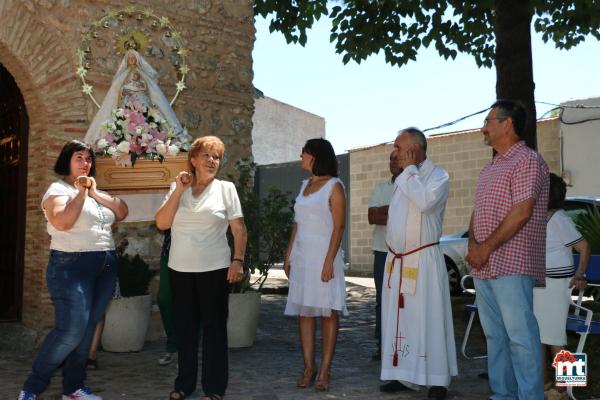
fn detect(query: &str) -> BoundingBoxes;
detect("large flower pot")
[227,291,261,348]
[101,294,152,352]
[94,154,188,194]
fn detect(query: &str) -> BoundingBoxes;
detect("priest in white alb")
[380,128,457,400]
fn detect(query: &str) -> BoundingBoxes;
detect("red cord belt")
[386,241,439,366]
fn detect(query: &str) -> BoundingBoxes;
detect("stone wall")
[348,118,560,275]
[0,0,255,335]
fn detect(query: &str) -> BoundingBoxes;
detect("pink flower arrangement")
[93,102,190,166]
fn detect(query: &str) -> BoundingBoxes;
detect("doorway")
[0,63,29,321]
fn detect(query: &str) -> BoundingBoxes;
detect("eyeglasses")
[483,117,507,127]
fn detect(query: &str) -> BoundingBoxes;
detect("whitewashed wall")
[252,95,325,165]
[561,97,600,196]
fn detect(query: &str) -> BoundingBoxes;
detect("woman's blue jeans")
[23,250,117,395]
[474,275,544,400]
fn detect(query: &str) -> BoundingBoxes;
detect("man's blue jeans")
[23,250,117,395]
[373,251,387,349]
[474,275,543,400]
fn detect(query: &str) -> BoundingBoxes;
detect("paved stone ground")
[0,278,492,400]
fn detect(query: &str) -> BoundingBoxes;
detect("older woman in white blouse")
[156,136,247,400]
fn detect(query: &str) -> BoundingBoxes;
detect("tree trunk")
[494,0,537,150]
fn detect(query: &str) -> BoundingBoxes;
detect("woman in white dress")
[534,173,589,399]
[284,138,348,392]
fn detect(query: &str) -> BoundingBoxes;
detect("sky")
[252,16,600,153]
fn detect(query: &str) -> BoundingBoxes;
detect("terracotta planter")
[94,154,188,194]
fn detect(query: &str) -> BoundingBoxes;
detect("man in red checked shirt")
[466,100,549,400]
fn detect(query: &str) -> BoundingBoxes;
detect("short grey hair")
[398,127,427,153]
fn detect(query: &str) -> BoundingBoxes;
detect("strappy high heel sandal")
[315,370,331,391]
[296,368,317,388]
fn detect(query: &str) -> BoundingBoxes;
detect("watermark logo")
[553,350,587,387]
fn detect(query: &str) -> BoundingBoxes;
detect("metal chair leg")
[461,309,487,359]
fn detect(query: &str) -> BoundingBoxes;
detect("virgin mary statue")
[84,49,183,144]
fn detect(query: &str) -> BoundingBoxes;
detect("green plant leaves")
[575,207,600,254]
[117,254,154,297]
[227,159,294,293]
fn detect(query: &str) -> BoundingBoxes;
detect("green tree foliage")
[254,0,600,149]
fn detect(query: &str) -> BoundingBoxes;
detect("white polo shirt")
[368,179,395,252]
[546,209,583,278]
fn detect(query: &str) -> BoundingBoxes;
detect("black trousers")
[169,267,229,396]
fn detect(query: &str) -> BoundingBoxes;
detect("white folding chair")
[459,274,487,359]
[564,255,600,400]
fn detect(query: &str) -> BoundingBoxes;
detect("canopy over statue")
[85,49,183,144]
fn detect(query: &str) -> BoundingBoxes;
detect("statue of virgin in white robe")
[84,49,183,144]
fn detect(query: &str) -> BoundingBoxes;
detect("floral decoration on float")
[93,101,190,167]
[78,6,192,192]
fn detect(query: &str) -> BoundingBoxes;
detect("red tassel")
[398,293,404,309]
[393,351,398,366]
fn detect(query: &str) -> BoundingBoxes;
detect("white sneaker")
[158,351,176,366]
[17,391,38,400]
[62,387,102,400]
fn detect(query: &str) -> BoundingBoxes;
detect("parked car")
[440,196,600,295]
[440,229,470,295]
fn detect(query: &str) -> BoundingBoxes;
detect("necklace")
[308,176,328,187]
[304,176,331,196]
[93,199,109,230]
[63,179,109,230]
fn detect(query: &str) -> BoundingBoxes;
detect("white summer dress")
[284,177,348,317]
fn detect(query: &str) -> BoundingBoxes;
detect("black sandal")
[202,395,223,400]
[169,390,186,400]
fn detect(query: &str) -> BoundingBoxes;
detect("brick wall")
[348,118,560,275]
[0,0,255,334]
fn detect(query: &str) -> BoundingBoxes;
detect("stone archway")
[0,3,89,331]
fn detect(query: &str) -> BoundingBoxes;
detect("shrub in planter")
[117,254,154,297]
[574,206,600,253]
[227,158,294,294]
[225,159,294,347]
[574,206,600,301]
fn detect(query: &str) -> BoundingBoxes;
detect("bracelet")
[233,258,244,264]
